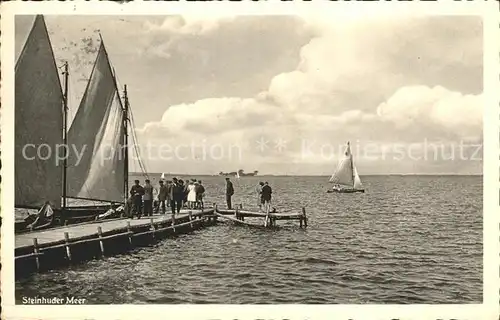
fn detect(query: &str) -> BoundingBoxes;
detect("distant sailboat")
[160,172,166,180]
[327,142,365,193]
[15,15,147,232]
[236,171,240,179]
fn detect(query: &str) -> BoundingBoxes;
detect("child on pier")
[187,181,197,209]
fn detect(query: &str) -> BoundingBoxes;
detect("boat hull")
[327,189,365,193]
[15,205,116,234]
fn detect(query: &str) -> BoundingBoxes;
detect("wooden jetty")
[15,208,217,278]
[15,203,309,278]
[214,204,308,228]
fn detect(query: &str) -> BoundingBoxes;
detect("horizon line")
[129,172,483,177]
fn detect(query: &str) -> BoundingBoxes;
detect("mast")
[123,85,129,203]
[62,61,69,209]
[348,141,355,189]
[100,33,129,203]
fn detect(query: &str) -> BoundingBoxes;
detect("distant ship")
[218,170,258,177]
[327,142,365,193]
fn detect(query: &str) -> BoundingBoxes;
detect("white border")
[1,1,499,319]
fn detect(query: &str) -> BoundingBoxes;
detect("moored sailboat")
[15,15,147,233]
[15,15,70,231]
[327,142,365,193]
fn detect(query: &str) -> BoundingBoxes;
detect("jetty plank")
[214,212,258,227]
[215,207,307,228]
[216,209,303,219]
[15,209,207,249]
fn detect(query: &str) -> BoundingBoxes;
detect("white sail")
[66,42,125,203]
[15,15,64,209]
[353,165,363,190]
[161,172,166,180]
[329,143,354,188]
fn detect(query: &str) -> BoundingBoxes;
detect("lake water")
[15,175,483,304]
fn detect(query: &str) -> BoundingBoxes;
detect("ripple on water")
[16,176,483,304]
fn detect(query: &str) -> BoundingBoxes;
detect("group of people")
[125,176,274,219]
[224,178,273,212]
[255,181,273,212]
[127,178,205,219]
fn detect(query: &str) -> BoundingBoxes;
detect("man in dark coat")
[261,181,272,212]
[196,180,205,209]
[170,178,183,215]
[129,179,145,218]
[225,177,234,209]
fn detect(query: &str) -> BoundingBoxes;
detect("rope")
[112,71,149,181]
[128,111,149,180]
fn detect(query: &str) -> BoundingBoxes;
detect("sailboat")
[15,15,65,231]
[327,142,365,193]
[15,15,146,233]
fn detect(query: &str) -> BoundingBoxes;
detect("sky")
[15,15,483,175]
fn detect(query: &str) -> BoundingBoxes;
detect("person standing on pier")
[261,181,272,213]
[130,180,145,218]
[187,180,196,209]
[171,178,183,215]
[225,177,234,209]
[157,180,168,214]
[166,180,172,207]
[183,180,189,207]
[196,180,205,209]
[256,181,264,211]
[143,179,154,217]
[178,179,187,208]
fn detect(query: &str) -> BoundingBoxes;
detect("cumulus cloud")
[138,85,481,147]
[138,16,483,164]
[143,15,235,35]
[16,15,481,174]
[376,85,482,138]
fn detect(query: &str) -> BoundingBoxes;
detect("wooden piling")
[64,232,72,261]
[97,226,105,256]
[302,207,307,228]
[235,207,239,221]
[150,218,156,238]
[15,209,218,278]
[264,205,270,227]
[32,238,40,271]
[126,221,133,245]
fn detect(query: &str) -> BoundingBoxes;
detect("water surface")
[16,175,483,304]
